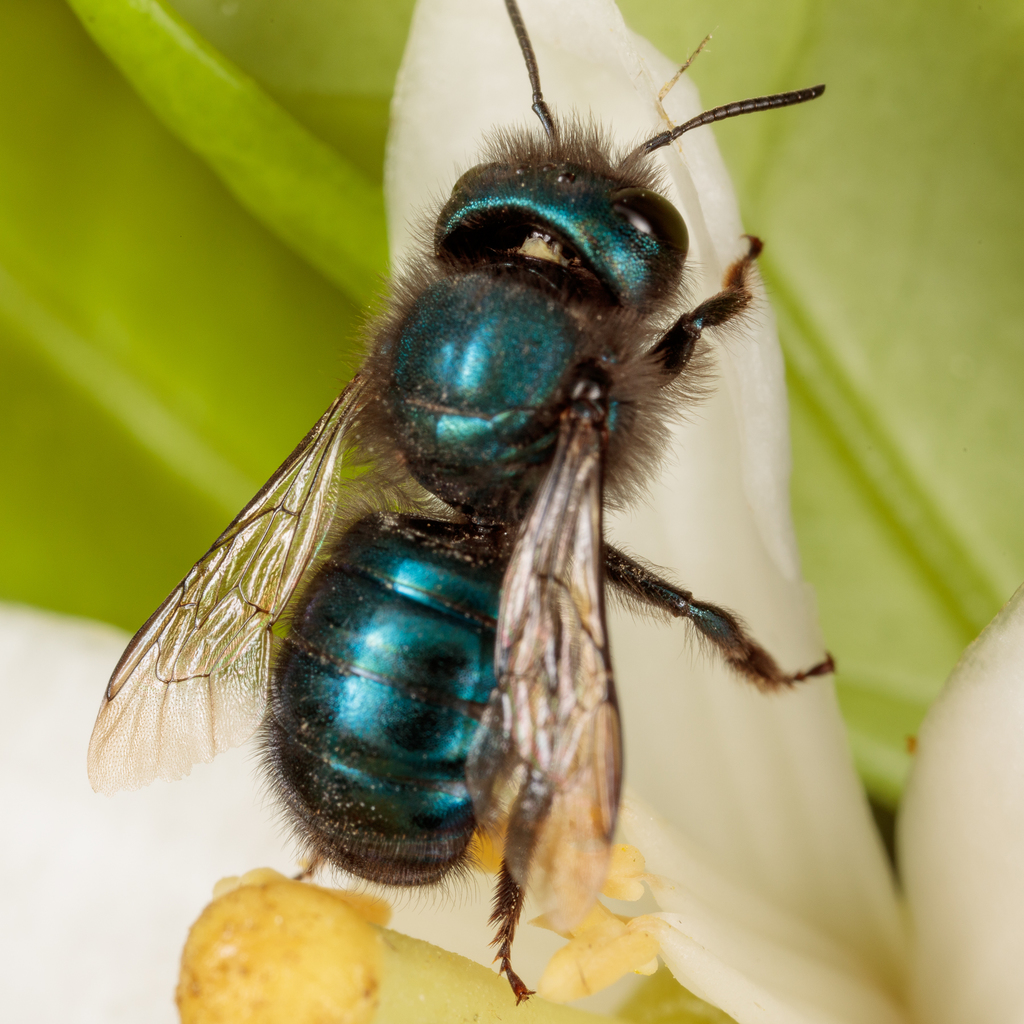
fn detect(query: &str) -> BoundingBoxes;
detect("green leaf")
[64,0,387,303]
[165,0,417,183]
[0,0,366,628]
[618,0,1024,803]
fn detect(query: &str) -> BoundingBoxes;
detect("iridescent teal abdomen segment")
[389,270,580,517]
[266,514,506,884]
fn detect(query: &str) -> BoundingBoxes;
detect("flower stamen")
[532,844,663,1001]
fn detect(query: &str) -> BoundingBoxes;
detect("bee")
[88,0,830,1002]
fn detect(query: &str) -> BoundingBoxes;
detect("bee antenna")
[632,84,825,158]
[504,0,556,138]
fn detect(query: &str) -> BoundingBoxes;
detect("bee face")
[436,157,688,311]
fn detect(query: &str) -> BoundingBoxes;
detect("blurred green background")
[1,0,1020,809]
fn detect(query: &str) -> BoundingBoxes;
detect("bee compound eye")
[449,162,500,197]
[610,187,689,253]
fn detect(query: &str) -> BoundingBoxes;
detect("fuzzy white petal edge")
[900,582,1024,1024]
[0,603,295,1023]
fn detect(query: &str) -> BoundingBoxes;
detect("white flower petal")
[387,0,905,1006]
[0,604,295,1023]
[624,794,907,1024]
[387,0,662,266]
[900,582,1024,1024]
[652,919,899,1024]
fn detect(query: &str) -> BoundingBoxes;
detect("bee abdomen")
[265,514,505,886]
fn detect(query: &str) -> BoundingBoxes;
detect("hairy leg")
[605,545,834,690]
[489,860,534,1004]
[653,235,764,375]
[292,854,324,881]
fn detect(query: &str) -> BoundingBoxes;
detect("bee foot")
[791,652,836,681]
[503,963,535,1004]
[489,859,533,1004]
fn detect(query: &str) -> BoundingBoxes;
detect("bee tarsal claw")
[504,966,535,1005]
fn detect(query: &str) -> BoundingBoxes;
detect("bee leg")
[652,235,764,375]
[604,545,835,691]
[292,853,325,881]
[489,859,534,1004]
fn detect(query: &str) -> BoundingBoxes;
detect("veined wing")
[467,389,621,935]
[88,376,369,796]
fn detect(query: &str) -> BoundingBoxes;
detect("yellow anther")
[531,897,625,940]
[531,842,660,999]
[601,844,648,901]
[634,955,659,976]
[324,888,391,927]
[536,912,662,1003]
[211,874,242,899]
[210,867,391,926]
[212,866,285,899]
[178,874,382,1024]
[573,900,620,935]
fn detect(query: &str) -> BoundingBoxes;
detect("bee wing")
[467,400,621,934]
[88,376,370,795]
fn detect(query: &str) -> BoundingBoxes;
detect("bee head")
[434,156,688,313]
[471,1,822,318]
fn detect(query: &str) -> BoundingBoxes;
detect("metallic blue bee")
[88,0,830,1001]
